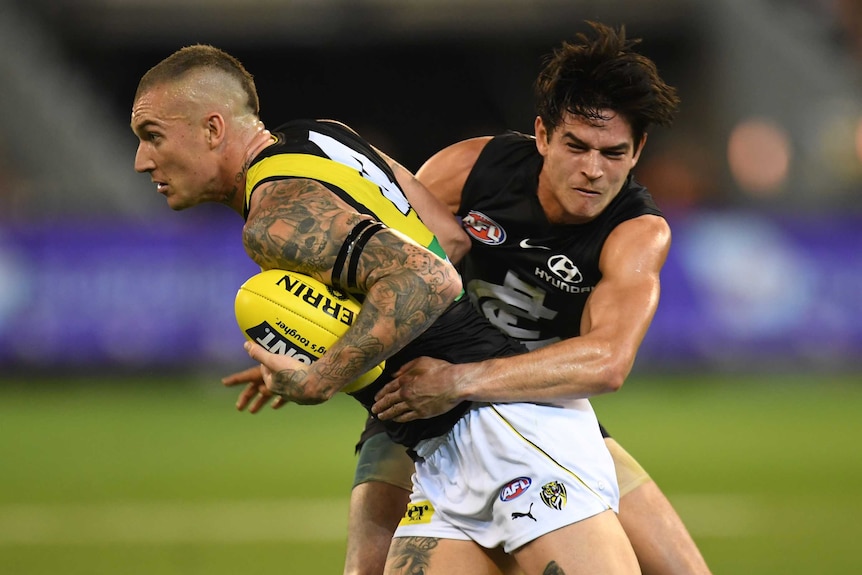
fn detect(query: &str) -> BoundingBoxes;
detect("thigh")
[512,509,640,575]
[384,537,504,575]
[618,480,712,575]
[346,432,416,575]
[604,437,652,497]
[346,481,412,575]
[353,422,415,491]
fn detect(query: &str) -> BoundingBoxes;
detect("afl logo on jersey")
[462,210,506,245]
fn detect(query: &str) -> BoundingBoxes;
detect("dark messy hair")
[135,44,260,116]
[534,21,679,148]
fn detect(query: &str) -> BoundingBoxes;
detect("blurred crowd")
[1,0,861,221]
[1,0,860,373]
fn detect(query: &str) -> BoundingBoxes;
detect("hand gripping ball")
[234,269,383,393]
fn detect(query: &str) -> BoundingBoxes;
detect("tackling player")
[360,21,712,575]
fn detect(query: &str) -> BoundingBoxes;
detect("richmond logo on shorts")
[540,481,567,510]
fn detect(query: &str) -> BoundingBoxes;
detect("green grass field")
[0,372,860,574]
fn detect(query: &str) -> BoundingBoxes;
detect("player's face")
[535,111,644,224]
[131,85,220,210]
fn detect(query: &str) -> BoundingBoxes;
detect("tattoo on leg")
[388,537,438,574]
[543,561,566,575]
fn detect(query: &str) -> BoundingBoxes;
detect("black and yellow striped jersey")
[245,118,447,262]
[242,119,525,447]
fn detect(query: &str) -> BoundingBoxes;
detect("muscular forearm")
[371,328,637,422]
[455,338,632,404]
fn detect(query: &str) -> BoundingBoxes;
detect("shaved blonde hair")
[135,44,259,117]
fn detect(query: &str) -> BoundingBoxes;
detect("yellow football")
[234,269,384,394]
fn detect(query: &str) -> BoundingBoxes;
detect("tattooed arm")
[240,177,462,404]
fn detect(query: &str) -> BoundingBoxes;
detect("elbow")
[602,369,626,394]
[445,233,471,265]
[438,260,463,303]
[447,270,464,303]
[242,225,269,268]
[595,355,632,394]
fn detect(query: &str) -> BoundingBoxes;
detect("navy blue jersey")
[458,131,663,350]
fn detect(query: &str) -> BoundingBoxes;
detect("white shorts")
[393,400,619,553]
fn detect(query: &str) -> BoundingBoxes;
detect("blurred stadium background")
[1,0,860,573]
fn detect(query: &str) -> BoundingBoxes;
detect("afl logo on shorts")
[463,210,506,245]
[500,477,532,501]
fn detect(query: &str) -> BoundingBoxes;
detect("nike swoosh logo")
[519,239,551,250]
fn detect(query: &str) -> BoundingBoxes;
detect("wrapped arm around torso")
[241,175,463,404]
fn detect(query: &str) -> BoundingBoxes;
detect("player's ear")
[534,116,549,156]
[205,113,226,148]
[631,132,648,167]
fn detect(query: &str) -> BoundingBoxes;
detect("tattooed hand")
[243,340,327,405]
[241,176,462,400]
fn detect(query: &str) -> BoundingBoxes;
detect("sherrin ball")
[234,269,384,393]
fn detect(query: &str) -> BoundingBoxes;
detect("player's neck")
[244,123,276,167]
[222,125,275,216]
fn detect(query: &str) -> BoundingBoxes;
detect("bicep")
[242,178,364,282]
[416,137,491,215]
[581,216,671,350]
